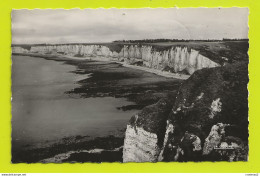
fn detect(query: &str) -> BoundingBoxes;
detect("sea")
[12,55,138,151]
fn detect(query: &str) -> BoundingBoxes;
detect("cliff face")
[12,44,219,75]
[123,62,248,162]
[12,46,29,54]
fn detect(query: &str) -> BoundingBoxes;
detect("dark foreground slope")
[125,61,248,162]
[162,61,248,161]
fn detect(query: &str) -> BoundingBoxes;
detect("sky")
[12,8,249,44]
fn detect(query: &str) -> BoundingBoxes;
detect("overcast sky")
[12,8,248,44]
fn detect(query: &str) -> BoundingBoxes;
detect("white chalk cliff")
[12,44,219,75]
[123,123,161,162]
[12,47,29,54]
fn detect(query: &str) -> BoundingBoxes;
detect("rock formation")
[123,62,248,162]
[123,98,174,162]
[12,44,219,75]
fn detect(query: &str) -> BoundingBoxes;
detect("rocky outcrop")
[123,98,175,162]
[12,44,219,75]
[123,124,160,162]
[123,62,248,162]
[203,123,228,155]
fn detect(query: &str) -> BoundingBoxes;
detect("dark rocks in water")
[117,104,145,111]
[123,61,249,162]
[65,60,182,107]
[63,148,123,163]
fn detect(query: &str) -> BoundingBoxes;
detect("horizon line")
[12,38,249,46]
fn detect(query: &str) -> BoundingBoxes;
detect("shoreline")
[12,52,189,80]
[12,54,183,163]
[40,146,123,163]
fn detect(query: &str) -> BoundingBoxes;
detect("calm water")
[12,55,138,149]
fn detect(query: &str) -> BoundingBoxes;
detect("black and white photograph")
[11,8,249,163]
